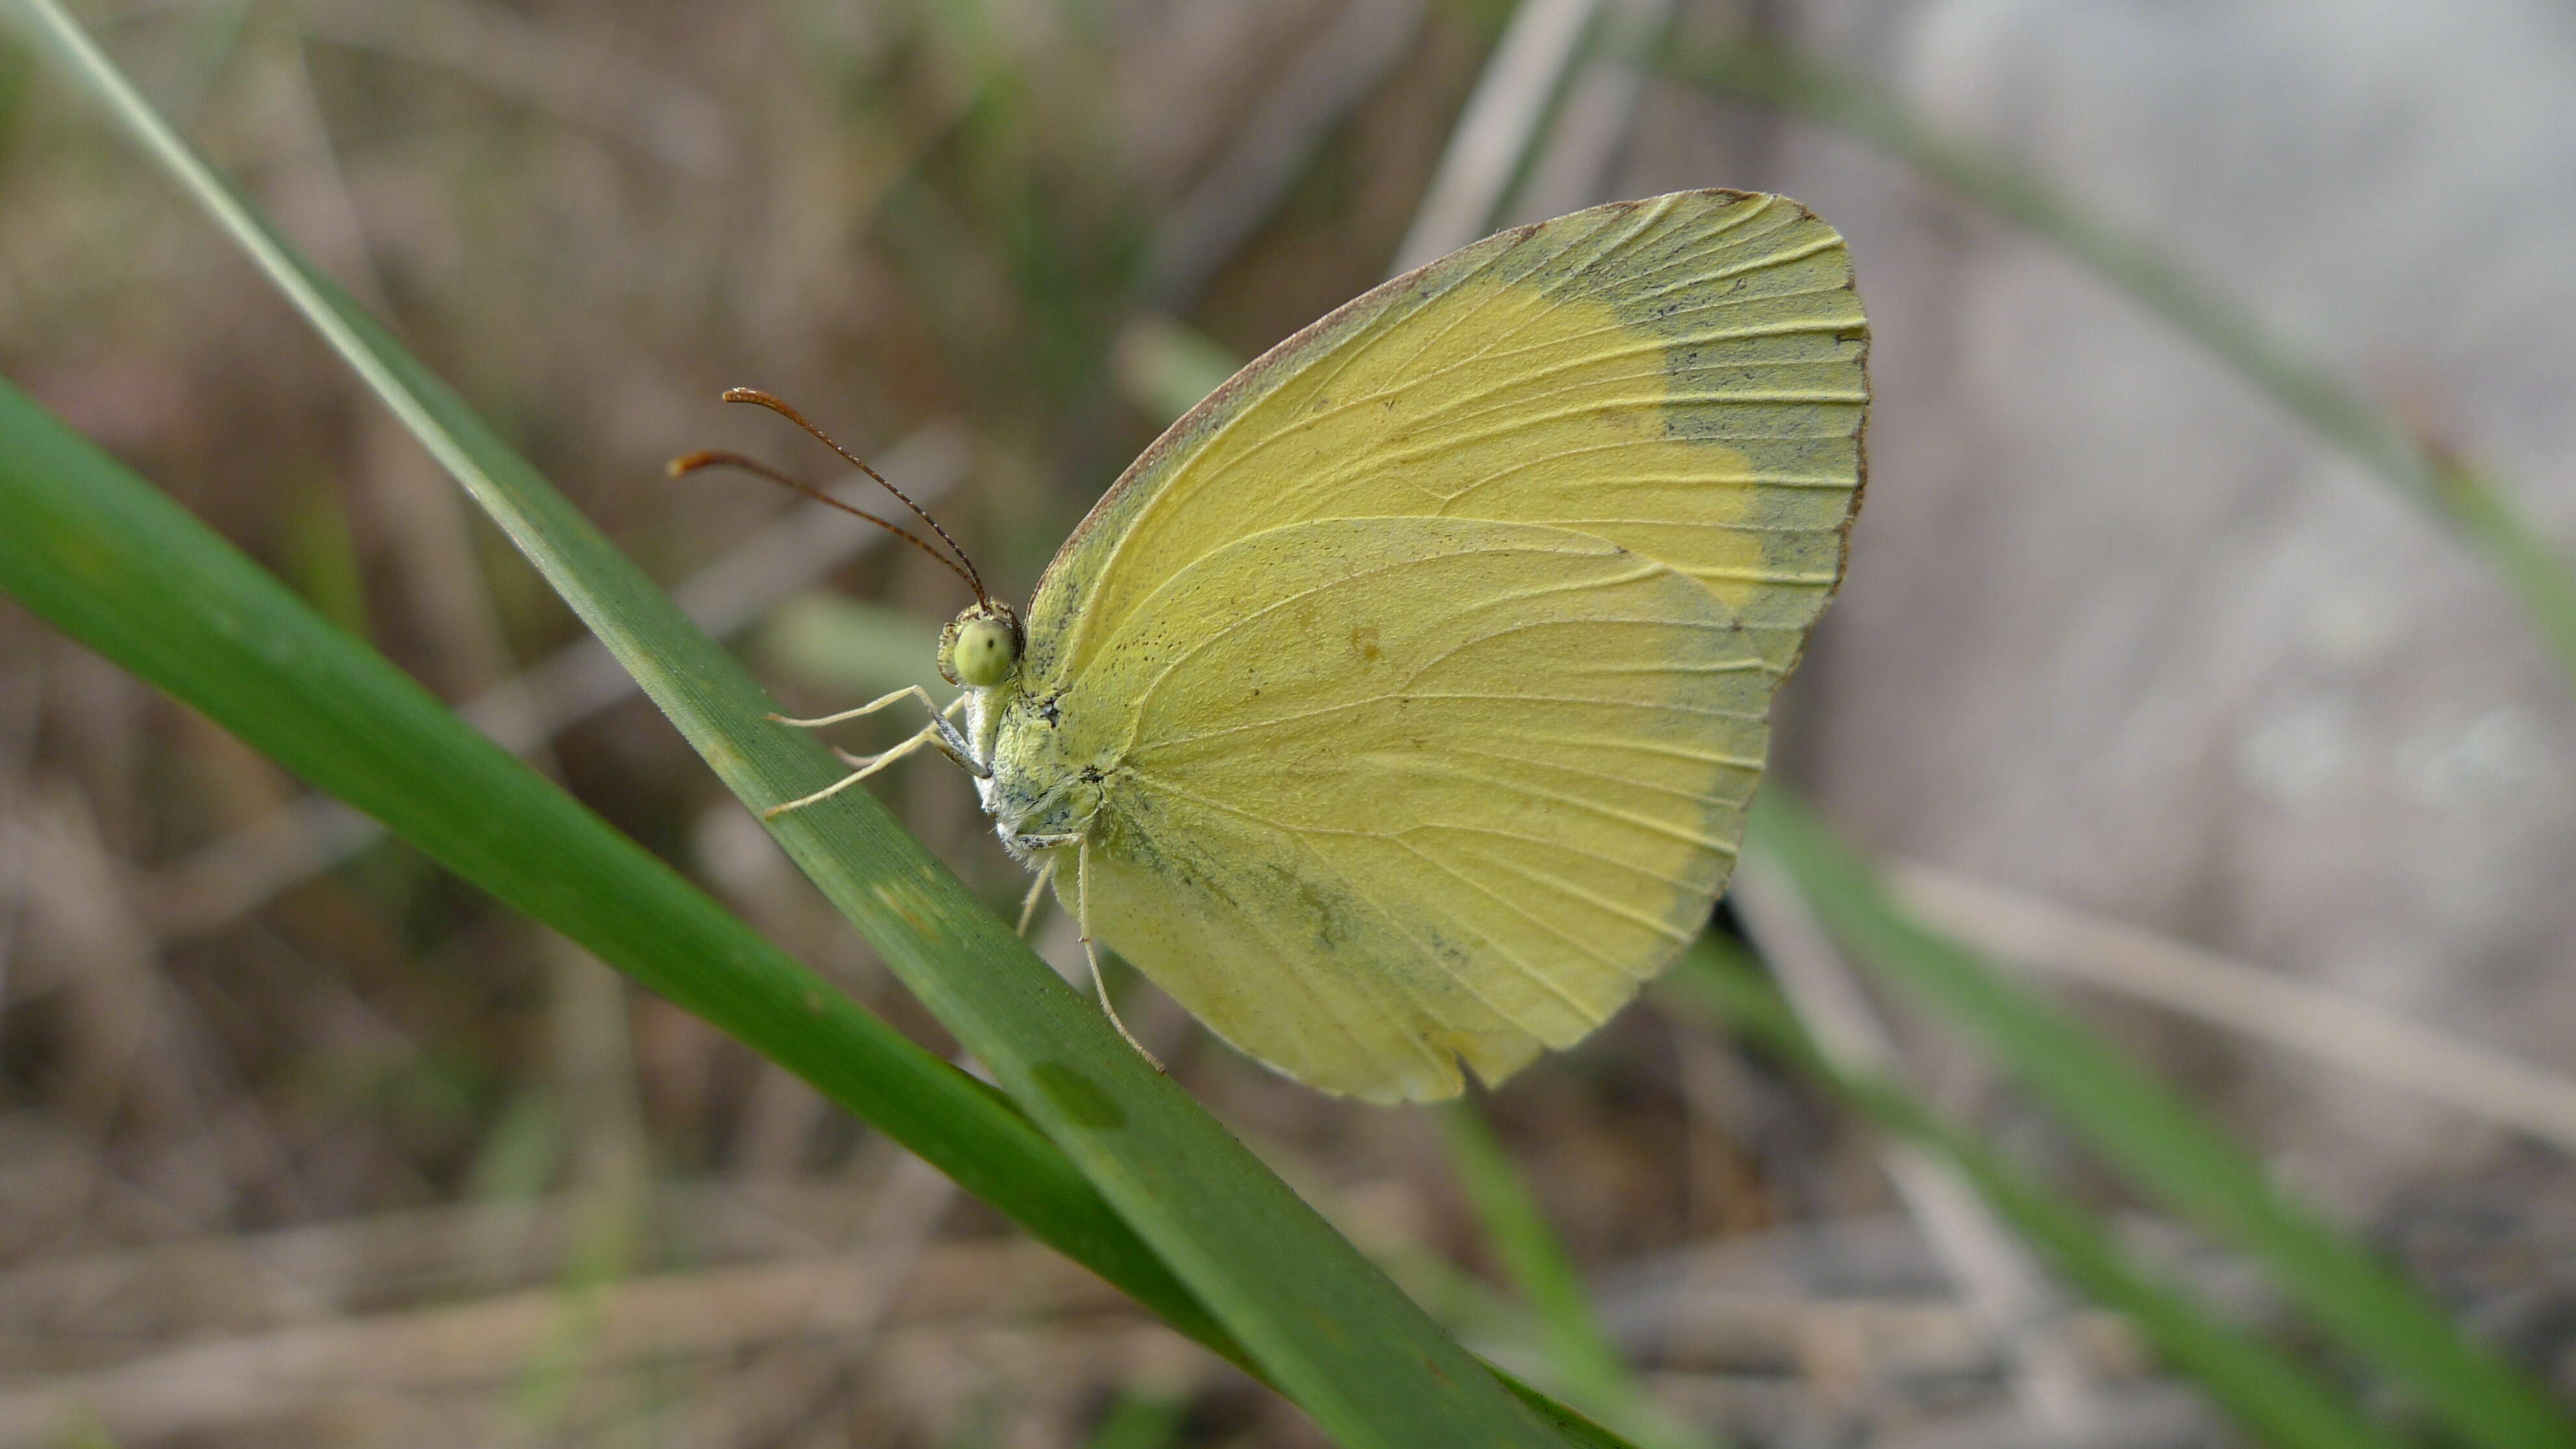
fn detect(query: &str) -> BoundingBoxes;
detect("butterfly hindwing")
[1025,517,1772,1102]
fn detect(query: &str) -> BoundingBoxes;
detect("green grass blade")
[1441,1103,1716,1449]
[1659,937,2411,1449]
[0,373,1226,1364]
[1752,791,2576,1449]
[1441,1102,1639,1400]
[1492,1370,1655,1449]
[17,6,1568,1443]
[1664,38,2576,689]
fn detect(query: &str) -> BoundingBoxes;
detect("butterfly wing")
[1054,517,1769,1102]
[1024,188,1867,693]
[1007,189,1867,1098]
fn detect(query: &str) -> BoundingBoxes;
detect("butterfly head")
[940,601,1024,690]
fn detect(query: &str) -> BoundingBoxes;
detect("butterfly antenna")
[721,388,989,604]
[666,449,984,599]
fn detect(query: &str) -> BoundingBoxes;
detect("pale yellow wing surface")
[1045,517,1773,1103]
[1022,189,1867,689]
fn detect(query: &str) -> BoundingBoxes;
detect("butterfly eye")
[945,613,1021,689]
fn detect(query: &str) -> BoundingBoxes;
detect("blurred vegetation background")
[3,0,2574,1444]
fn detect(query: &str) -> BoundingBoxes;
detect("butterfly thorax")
[972,684,1108,859]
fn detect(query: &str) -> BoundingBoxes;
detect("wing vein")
[1406,755,1745,854]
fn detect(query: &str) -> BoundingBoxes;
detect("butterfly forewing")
[1026,190,1866,687]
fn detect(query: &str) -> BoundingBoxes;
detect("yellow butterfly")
[736,190,1866,1104]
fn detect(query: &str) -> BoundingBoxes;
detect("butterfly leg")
[1015,857,1058,937]
[763,717,969,819]
[1076,837,1165,1074]
[769,686,956,731]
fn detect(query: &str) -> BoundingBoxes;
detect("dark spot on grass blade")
[1032,1061,1126,1130]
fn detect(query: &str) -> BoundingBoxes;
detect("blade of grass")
[16,7,1571,1444]
[1752,789,2576,1449]
[1657,934,2411,1449]
[1441,1102,1716,1449]
[1663,38,2576,688]
[1393,0,1600,273]
[1492,1369,1652,1449]
[1441,1102,1638,1402]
